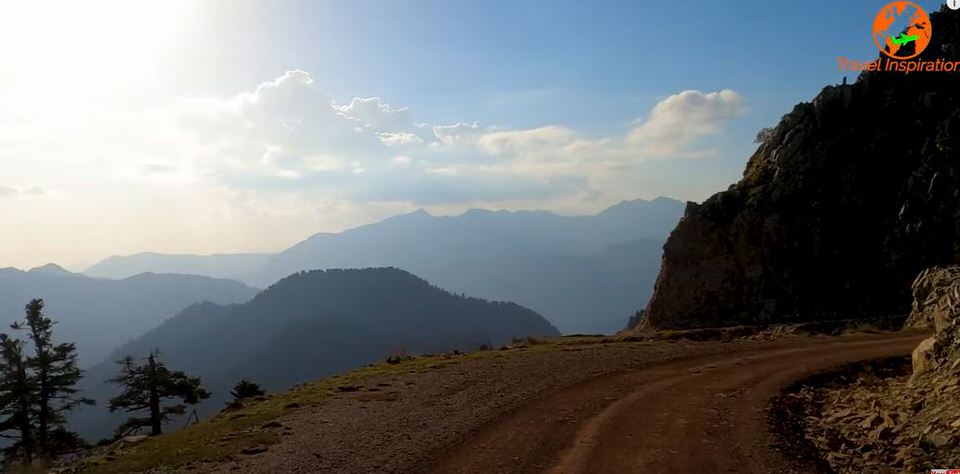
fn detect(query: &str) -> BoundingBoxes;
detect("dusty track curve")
[191,332,926,474]
[429,332,925,474]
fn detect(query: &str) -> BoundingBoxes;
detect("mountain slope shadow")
[71,267,558,441]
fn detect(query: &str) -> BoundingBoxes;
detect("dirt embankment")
[773,357,959,473]
[777,266,960,473]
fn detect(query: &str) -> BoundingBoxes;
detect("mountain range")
[72,267,558,440]
[85,197,684,333]
[0,265,257,366]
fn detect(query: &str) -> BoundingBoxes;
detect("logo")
[836,1,956,75]
[871,2,931,59]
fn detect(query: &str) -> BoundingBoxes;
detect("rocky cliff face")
[643,7,960,329]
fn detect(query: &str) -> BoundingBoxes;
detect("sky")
[0,0,945,270]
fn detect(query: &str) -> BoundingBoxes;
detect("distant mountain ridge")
[84,198,684,333]
[85,253,273,284]
[72,267,558,440]
[27,263,74,275]
[0,267,257,366]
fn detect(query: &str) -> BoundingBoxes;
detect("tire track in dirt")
[430,332,926,474]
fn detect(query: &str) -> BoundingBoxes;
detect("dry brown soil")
[192,331,926,474]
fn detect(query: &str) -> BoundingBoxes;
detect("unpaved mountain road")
[431,331,926,474]
[197,331,926,474]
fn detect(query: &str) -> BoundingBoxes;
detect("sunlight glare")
[0,0,196,105]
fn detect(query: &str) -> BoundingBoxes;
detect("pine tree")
[107,351,210,436]
[230,379,265,401]
[0,334,35,464]
[13,299,93,455]
[627,309,646,329]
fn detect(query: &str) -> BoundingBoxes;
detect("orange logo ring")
[871,1,931,60]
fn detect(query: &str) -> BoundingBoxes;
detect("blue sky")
[168,0,943,196]
[0,0,946,268]
[192,1,936,124]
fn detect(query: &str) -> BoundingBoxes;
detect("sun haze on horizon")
[0,0,929,270]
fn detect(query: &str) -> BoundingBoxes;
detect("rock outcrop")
[908,265,960,382]
[905,266,960,330]
[789,266,960,471]
[643,6,960,329]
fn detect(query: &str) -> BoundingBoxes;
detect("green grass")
[77,336,629,473]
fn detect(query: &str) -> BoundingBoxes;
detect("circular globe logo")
[872,2,931,59]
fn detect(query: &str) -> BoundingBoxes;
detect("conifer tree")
[230,379,265,401]
[108,351,210,436]
[0,334,35,463]
[13,299,93,454]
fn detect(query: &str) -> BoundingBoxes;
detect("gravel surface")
[188,340,740,473]
[182,333,925,473]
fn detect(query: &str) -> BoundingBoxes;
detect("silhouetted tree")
[230,379,265,401]
[13,299,93,455]
[755,126,775,144]
[108,351,210,436]
[0,334,35,464]
[627,309,646,329]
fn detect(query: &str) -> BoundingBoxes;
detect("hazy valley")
[86,198,683,334]
[0,266,256,366]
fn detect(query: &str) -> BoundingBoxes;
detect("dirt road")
[197,331,925,474]
[430,331,925,474]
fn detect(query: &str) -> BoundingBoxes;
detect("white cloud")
[2,70,745,211]
[303,154,347,172]
[379,132,423,147]
[627,89,745,156]
[0,184,47,198]
[239,69,315,110]
[142,162,178,175]
[0,64,748,268]
[333,97,418,133]
[174,75,746,207]
[432,121,481,146]
[179,70,384,179]
[478,126,578,156]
